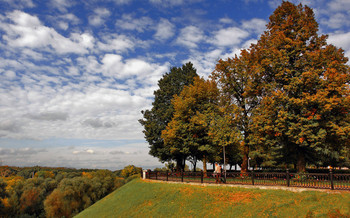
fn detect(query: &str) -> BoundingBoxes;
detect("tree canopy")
[139,62,198,166]
[143,1,350,173]
[250,1,350,172]
[161,77,221,172]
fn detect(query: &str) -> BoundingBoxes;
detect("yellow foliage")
[5,176,24,191]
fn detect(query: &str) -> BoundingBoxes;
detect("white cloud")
[2,11,94,54]
[26,112,69,121]
[268,0,281,9]
[149,0,184,6]
[55,13,80,30]
[0,140,163,170]
[101,54,124,76]
[0,86,148,140]
[176,25,204,48]
[0,50,169,141]
[210,27,249,47]
[89,8,111,26]
[73,149,95,154]
[82,118,117,128]
[328,31,350,59]
[116,14,153,32]
[1,0,35,8]
[112,0,133,4]
[98,34,135,53]
[50,0,73,12]
[154,18,175,41]
[100,54,168,84]
[58,21,69,30]
[3,70,16,80]
[61,13,80,24]
[0,147,47,156]
[241,18,267,35]
[219,17,234,24]
[0,120,21,133]
[327,0,350,12]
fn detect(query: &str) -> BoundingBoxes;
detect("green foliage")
[212,48,260,172]
[139,62,198,169]
[120,165,141,178]
[125,174,140,183]
[76,179,350,218]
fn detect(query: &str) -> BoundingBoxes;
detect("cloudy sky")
[0,0,349,170]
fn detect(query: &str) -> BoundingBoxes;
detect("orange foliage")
[274,132,282,137]
[2,197,10,208]
[82,172,93,179]
[20,188,40,212]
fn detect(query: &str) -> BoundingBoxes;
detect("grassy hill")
[75,179,350,217]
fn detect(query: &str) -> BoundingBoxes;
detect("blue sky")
[0,0,349,170]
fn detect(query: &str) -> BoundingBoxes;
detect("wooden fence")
[145,169,350,191]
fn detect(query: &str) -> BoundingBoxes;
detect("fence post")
[166,170,169,181]
[330,168,334,190]
[286,169,290,187]
[251,170,255,186]
[181,170,184,182]
[201,170,203,183]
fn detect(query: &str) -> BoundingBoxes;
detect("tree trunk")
[176,158,184,172]
[241,142,249,173]
[193,159,197,172]
[202,155,207,177]
[182,158,186,171]
[297,150,306,172]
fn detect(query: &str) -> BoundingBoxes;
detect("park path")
[143,178,349,194]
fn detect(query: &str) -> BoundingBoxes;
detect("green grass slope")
[75,179,350,218]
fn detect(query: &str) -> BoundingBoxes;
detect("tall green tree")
[161,77,221,172]
[250,1,350,172]
[139,62,198,168]
[211,49,260,172]
[208,112,242,170]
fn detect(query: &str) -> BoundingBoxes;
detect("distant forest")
[0,165,141,217]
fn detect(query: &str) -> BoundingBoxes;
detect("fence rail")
[145,169,350,191]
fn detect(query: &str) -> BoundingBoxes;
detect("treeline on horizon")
[140,1,350,174]
[0,165,141,217]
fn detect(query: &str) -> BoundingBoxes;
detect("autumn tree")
[211,49,260,172]
[139,62,198,169]
[250,1,350,172]
[161,77,221,173]
[120,165,142,178]
[44,177,93,217]
[0,179,7,215]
